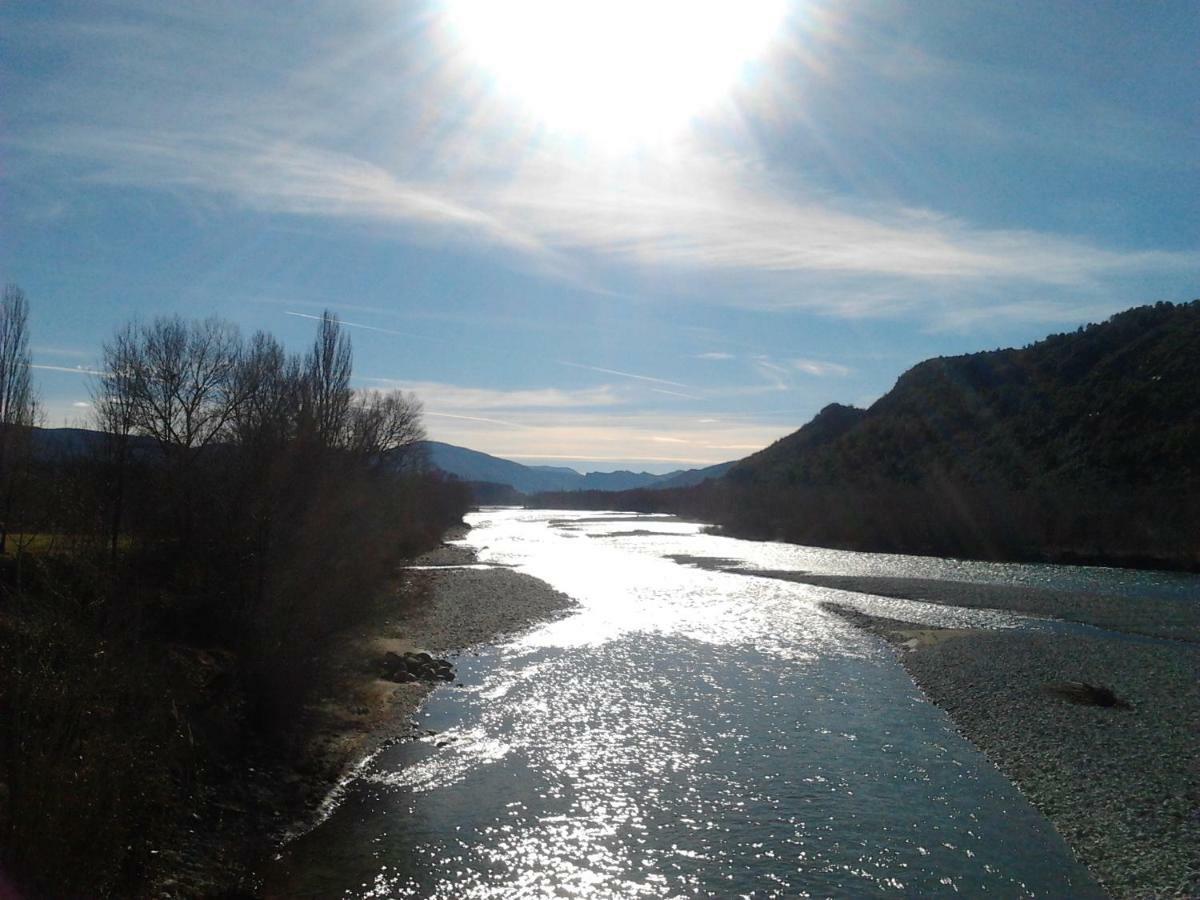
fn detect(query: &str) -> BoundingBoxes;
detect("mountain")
[417,441,724,496]
[22,431,729,497]
[531,301,1200,570]
[419,440,733,495]
[729,300,1200,493]
[26,426,161,461]
[726,404,865,485]
[654,460,737,489]
[577,470,666,491]
[419,441,581,493]
[720,300,1200,567]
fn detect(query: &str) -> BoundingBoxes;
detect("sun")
[442,0,787,146]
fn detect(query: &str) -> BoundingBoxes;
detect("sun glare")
[443,0,787,145]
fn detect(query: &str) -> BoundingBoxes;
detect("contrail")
[425,411,526,428]
[285,311,456,345]
[31,363,107,377]
[650,387,703,400]
[558,360,689,388]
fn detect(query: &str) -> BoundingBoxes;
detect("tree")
[230,330,302,453]
[125,316,244,456]
[301,311,352,449]
[107,316,245,546]
[92,322,141,561]
[0,285,39,554]
[346,389,426,467]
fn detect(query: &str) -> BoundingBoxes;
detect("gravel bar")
[827,603,1200,899]
[736,570,1199,642]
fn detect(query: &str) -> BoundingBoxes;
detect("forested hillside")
[732,301,1198,492]
[533,301,1200,570]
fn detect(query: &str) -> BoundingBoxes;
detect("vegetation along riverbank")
[0,291,476,897]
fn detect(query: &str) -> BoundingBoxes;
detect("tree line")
[0,284,470,896]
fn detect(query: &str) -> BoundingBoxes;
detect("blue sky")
[2,1,1196,473]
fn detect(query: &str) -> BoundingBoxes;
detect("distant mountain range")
[419,440,733,494]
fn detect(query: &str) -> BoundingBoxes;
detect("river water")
[264,508,1195,897]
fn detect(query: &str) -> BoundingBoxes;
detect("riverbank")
[212,527,577,896]
[826,602,1200,899]
[288,530,577,828]
[765,572,1199,642]
[669,557,1199,643]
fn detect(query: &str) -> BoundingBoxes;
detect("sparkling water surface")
[260,508,1196,898]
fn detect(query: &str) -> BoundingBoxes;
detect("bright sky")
[2,1,1197,473]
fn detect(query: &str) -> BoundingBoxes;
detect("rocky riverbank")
[290,533,574,802]
[826,602,1200,899]
[246,528,576,890]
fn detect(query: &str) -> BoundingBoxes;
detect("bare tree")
[126,316,244,456]
[102,315,244,547]
[302,311,352,449]
[0,285,39,554]
[230,331,302,452]
[91,322,141,561]
[346,389,427,466]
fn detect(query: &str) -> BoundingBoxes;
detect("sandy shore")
[826,602,1200,899]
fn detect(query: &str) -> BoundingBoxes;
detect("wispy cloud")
[41,128,551,259]
[695,351,735,360]
[358,379,624,410]
[428,408,793,469]
[33,346,92,360]
[10,1,1196,352]
[751,357,793,392]
[792,358,851,377]
[24,123,1196,326]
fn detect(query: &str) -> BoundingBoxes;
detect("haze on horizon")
[1,0,1196,473]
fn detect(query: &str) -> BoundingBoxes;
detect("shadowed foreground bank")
[827,603,1200,898]
[0,309,474,897]
[255,532,576,896]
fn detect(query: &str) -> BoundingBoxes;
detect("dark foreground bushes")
[0,301,471,896]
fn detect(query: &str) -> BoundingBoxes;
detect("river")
[262,508,1196,897]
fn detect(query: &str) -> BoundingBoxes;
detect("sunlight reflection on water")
[265,509,1116,898]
